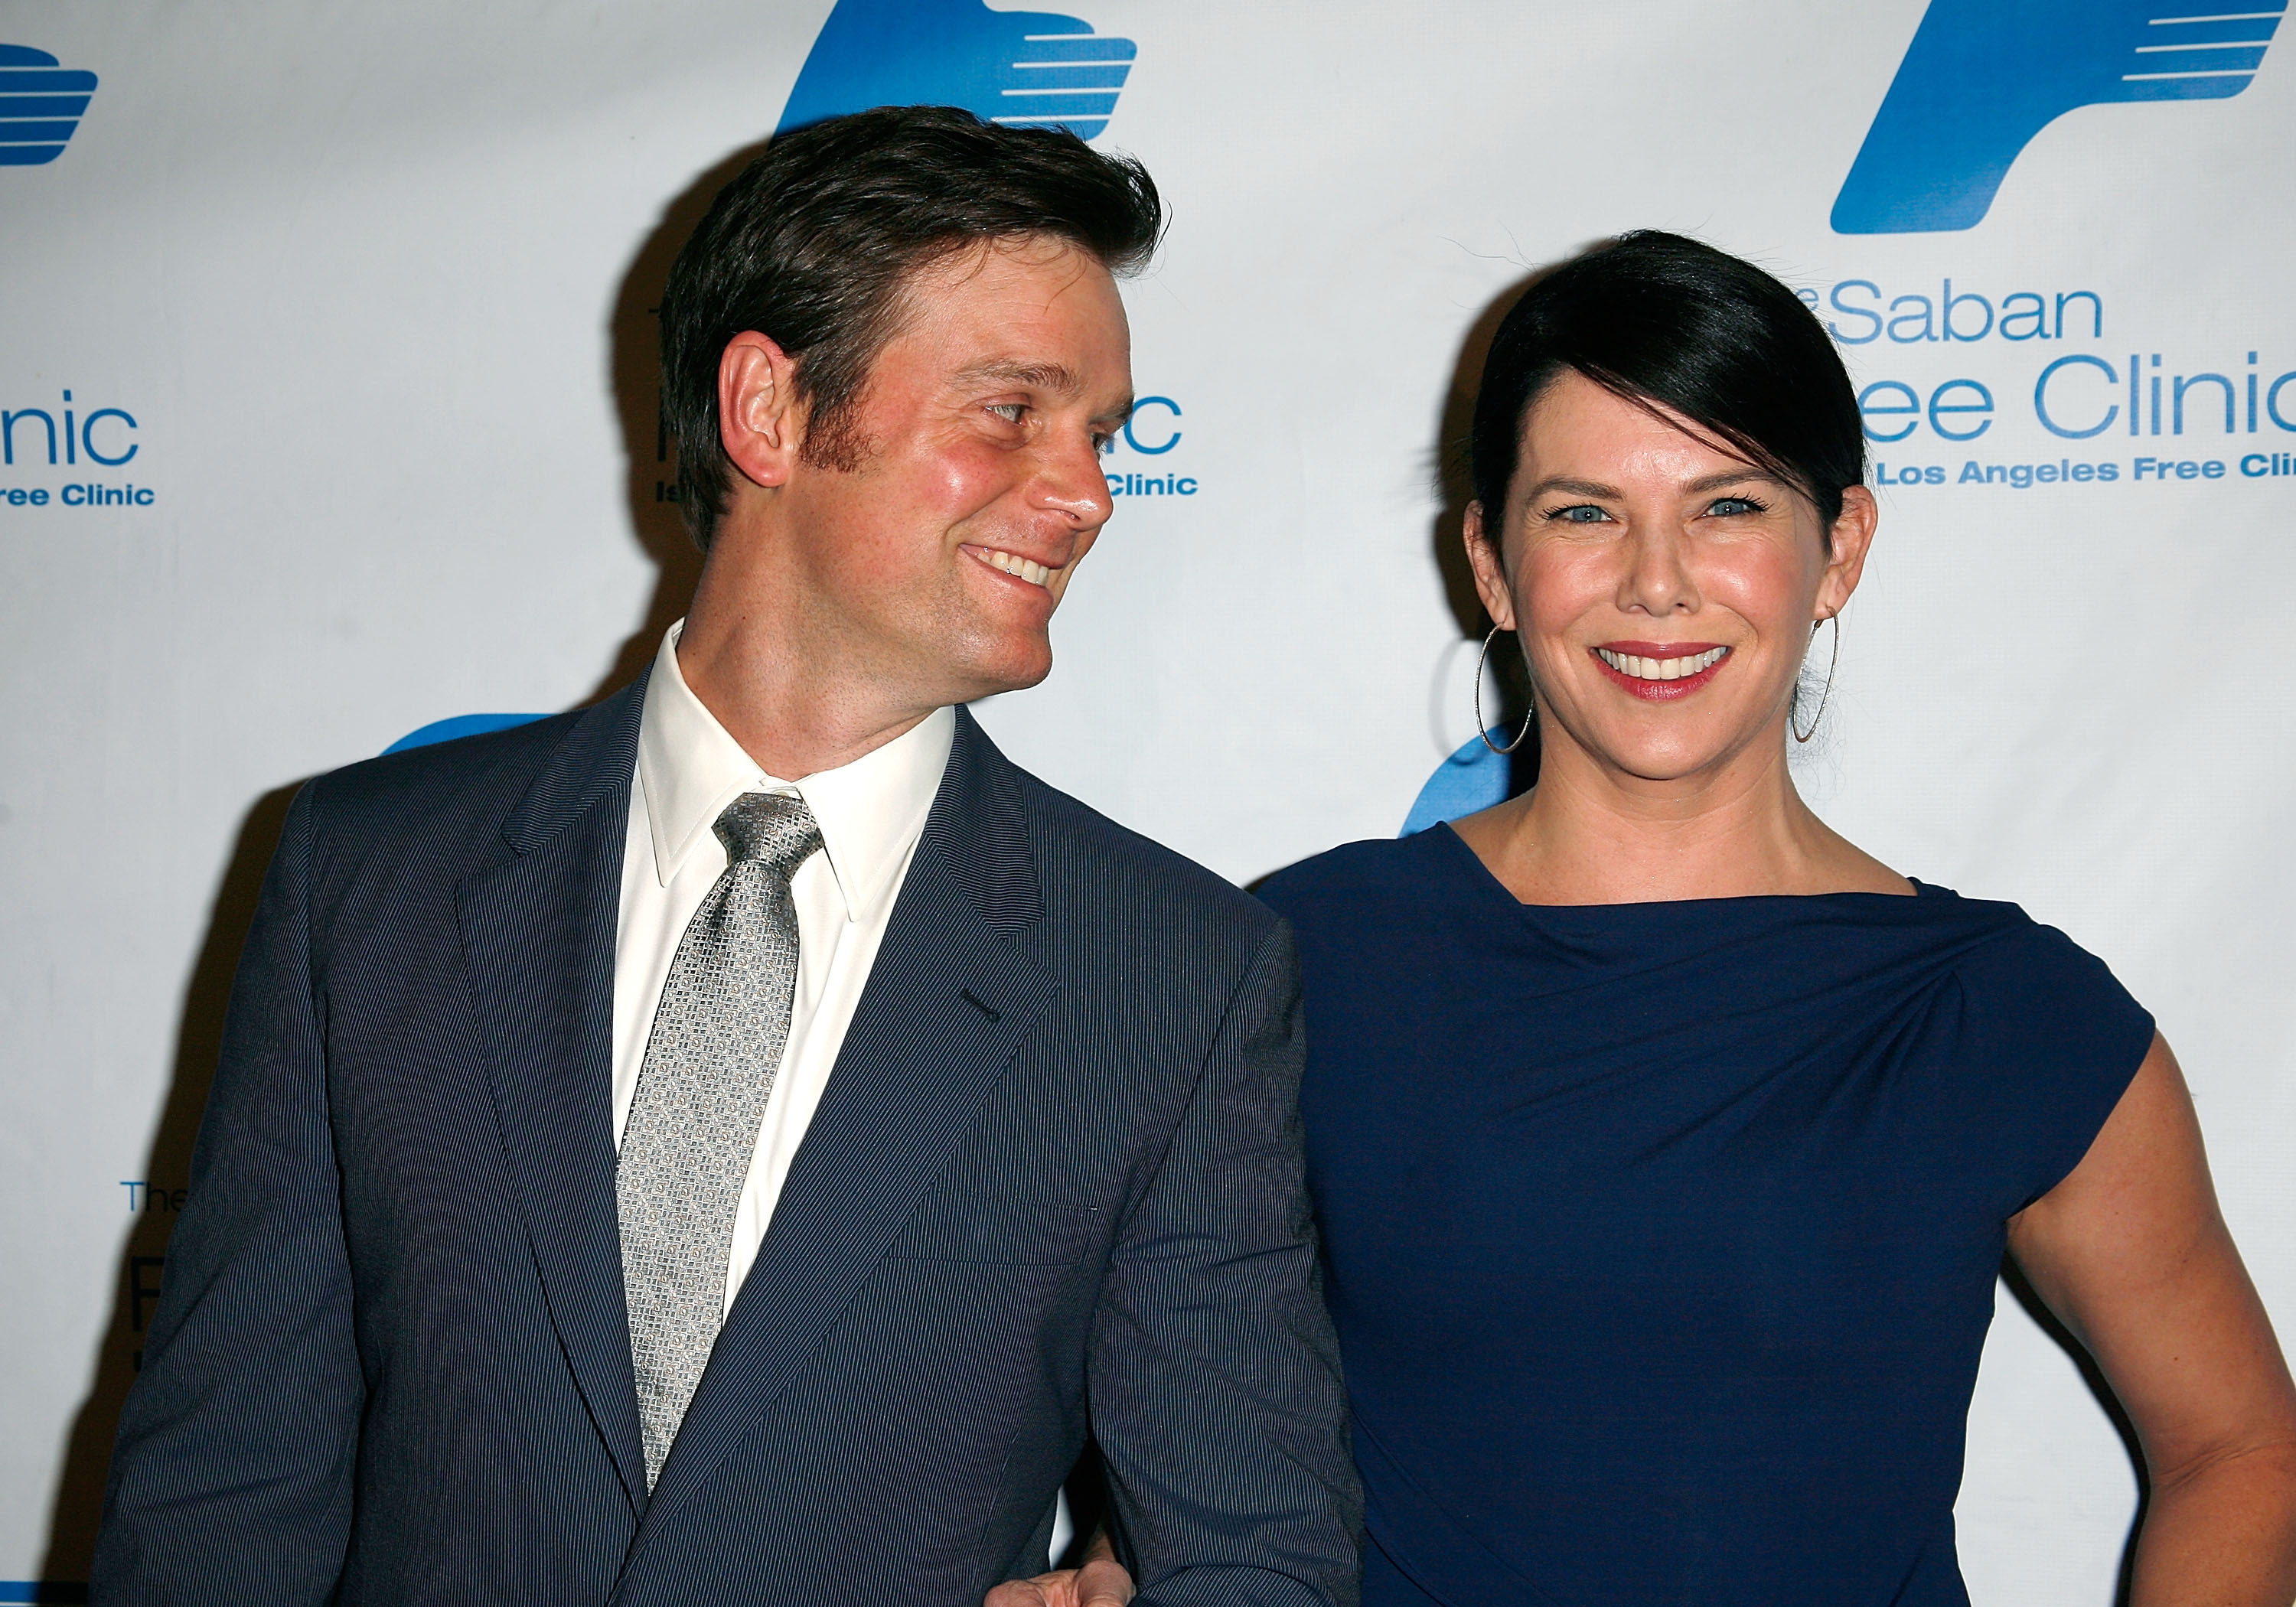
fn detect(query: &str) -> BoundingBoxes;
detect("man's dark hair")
[659,105,1164,551]
[1468,231,1866,534]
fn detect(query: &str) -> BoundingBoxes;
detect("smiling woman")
[1460,232,1874,809]
[1241,233,2296,1607]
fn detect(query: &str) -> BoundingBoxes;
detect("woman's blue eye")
[1553,504,1610,523]
[987,404,1027,424]
[1709,497,1766,517]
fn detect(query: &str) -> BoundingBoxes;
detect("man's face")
[773,236,1133,706]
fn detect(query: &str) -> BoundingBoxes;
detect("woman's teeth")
[980,549,1052,586]
[1596,645,1729,681]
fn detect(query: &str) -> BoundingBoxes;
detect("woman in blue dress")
[1260,233,2296,1606]
[1009,233,2296,1607]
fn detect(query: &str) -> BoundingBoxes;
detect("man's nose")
[1032,431,1114,529]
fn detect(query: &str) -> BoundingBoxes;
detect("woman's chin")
[1578,729,1766,787]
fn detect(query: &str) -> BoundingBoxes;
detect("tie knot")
[713,791,822,879]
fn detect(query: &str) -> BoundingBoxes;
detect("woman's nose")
[1616,526,1699,614]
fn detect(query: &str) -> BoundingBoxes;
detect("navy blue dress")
[1257,826,2155,1607]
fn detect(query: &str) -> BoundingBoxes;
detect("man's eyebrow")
[956,360,1081,393]
[954,361,1130,425]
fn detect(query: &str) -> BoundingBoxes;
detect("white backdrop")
[4,0,2292,1598]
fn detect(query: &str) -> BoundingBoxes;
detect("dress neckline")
[1428,821,1938,918]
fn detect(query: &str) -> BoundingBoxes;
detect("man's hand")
[985,1527,1135,1607]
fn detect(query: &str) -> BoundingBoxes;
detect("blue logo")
[0,44,97,167]
[1832,0,2283,233]
[383,713,546,755]
[775,0,1134,139]
[1401,732,1515,836]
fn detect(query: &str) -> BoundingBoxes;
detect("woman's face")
[1465,369,1875,787]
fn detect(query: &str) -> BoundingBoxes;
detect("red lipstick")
[1590,642,1730,702]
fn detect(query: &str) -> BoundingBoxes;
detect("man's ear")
[717,332,804,490]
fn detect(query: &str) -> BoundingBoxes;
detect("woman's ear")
[1462,501,1518,631]
[1816,484,1878,619]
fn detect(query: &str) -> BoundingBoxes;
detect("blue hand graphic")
[0,44,98,168]
[775,0,1134,141]
[1832,0,2283,233]
[1399,732,1515,836]
[384,713,548,755]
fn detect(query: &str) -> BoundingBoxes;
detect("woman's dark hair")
[660,105,1164,551]
[1467,231,1864,534]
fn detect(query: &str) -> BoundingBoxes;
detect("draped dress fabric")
[1257,825,2156,1607]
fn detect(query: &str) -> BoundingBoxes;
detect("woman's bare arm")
[2010,1035,2296,1607]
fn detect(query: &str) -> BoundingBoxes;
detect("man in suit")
[92,106,1360,1607]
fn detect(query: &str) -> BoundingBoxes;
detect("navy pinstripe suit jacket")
[92,680,1362,1607]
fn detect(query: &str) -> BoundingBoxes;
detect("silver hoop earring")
[1474,624,1535,755]
[1791,614,1840,745]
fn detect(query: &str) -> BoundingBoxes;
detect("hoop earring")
[1791,614,1840,745]
[1474,624,1535,755]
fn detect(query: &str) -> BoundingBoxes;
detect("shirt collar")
[636,621,954,924]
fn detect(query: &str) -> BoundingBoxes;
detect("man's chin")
[976,657,1055,699]
[940,640,1055,705]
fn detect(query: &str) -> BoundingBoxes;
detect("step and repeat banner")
[3,0,2291,1598]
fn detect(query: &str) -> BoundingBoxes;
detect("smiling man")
[93,107,1360,1607]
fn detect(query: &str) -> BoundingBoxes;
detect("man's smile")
[964,543,1059,588]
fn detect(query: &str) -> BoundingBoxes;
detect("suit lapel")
[457,678,650,1511]
[629,706,1057,1553]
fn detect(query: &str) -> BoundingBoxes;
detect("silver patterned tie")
[618,789,822,1489]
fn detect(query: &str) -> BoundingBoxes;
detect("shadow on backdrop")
[33,138,784,1590]
[587,138,772,703]
[1999,1257,2148,1607]
[39,783,302,1595]
[1410,259,1557,826]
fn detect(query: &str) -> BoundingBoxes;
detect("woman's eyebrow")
[1521,468,1789,503]
[1520,476,1621,501]
[1681,468,1787,494]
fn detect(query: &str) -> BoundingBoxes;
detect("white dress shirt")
[613,621,954,1314]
